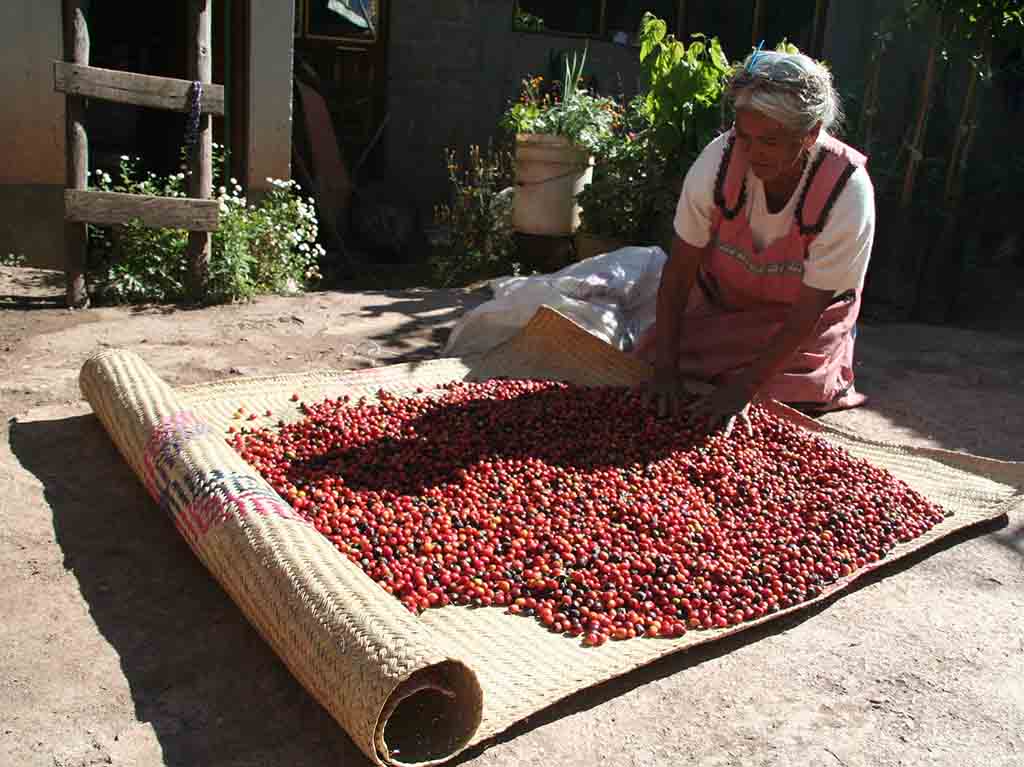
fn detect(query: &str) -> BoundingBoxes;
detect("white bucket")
[512,133,594,236]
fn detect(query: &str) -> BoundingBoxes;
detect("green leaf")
[709,38,730,71]
[774,38,801,55]
[639,13,667,62]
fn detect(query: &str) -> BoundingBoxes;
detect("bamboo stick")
[859,29,886,155]
[900,10,943,209]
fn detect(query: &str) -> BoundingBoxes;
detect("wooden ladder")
[56,0,224,307]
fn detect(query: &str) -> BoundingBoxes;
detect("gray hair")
[727,50,843,135]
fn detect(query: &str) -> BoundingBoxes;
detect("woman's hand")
[692,378,756,438]
[642,368,692,418]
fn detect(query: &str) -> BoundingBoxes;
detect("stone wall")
[385,0,643,215]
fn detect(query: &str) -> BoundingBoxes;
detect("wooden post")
[63,0,89,308]
[751,0,766,47]
[809,0,830,58]
[186,0,214,301]
[676,0,688,38]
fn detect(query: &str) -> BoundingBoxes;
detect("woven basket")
[80,307,1024,766]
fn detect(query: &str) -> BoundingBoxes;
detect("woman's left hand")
[691,378,756,438]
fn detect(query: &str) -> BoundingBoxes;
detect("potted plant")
[499,48,618,236]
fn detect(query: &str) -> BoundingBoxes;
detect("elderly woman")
[634,50,874,434]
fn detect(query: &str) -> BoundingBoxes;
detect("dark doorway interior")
[84,1,244,183]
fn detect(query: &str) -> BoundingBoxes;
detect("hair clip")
[746,40,766,73]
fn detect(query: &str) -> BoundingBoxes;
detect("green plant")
[637,14,731,168]
[774,38,801,55]
[499,48,618,153]
[513,7,545,32]
[431,144,518,287]
[1,252,26,267]
[906,0,1024,319]
[87,146,323,304]
[576,97,670,241]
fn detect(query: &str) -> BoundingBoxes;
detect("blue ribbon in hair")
[747,39,766,73]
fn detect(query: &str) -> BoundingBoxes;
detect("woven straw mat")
[79,306,1023,767]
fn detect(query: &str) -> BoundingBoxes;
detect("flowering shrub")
[431,144,518,286]
[87,145,324,304]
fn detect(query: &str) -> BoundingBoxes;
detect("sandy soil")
[1,266,1022,767]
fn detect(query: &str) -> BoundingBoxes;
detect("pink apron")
[635,130,867,408]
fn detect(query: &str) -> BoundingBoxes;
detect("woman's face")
[734,108,815,184]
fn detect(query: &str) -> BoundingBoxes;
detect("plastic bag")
[444,246,666,357]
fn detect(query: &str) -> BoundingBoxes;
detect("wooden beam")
[186,0,214,300]
[64,190,220,231]
[54,62,226,115]
[63,0,89,308]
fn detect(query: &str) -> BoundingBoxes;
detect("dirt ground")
[1,265,1022,767]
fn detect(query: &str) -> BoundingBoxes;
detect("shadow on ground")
[9,413,365,767]
[0,294,66,311]
[357,288,489,357]
[8,409,1012,766]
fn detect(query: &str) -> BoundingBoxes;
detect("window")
[513,1,828,60]
[514,1,681,41]
[605,1,681,41]
[302,0,379,43]
[683,1,754,61]
[759,0,824,57]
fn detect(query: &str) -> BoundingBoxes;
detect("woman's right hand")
[642,368,691,418]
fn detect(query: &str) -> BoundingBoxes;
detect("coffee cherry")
[229,380,947,645]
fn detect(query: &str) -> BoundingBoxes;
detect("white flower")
[120,155,130,161]
[298,243,309,252]
[230,177,238,185]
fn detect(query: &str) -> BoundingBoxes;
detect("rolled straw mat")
[79,306,1023,767]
